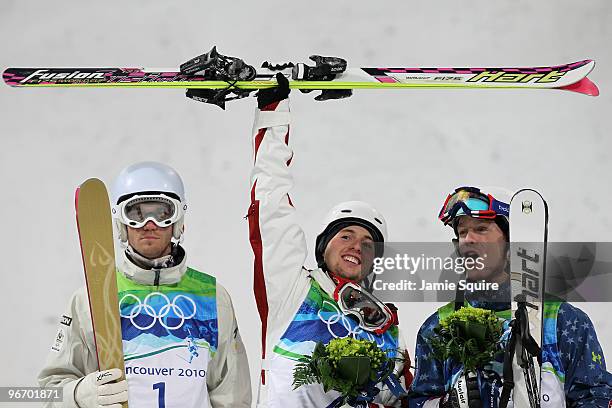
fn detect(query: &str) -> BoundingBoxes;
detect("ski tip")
[560,77,599,96]
[3,68,31,87]
[74,186,81,211]
[2,68,16,87]
[75,178,107,211]
[511,188,549,216]
[583,59,595,73]
[512,188,546,201]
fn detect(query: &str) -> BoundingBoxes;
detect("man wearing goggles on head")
[409,186,612,408]
[438,187,510,230]
[38,162,251,408]
[224,74,412,407]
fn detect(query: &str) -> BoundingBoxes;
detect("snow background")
[1,0,611,405]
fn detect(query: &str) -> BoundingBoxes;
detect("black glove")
[257,72,290,109]
[440,371,481,408]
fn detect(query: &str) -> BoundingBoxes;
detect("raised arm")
[247,74,309,331]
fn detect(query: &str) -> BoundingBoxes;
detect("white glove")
[75,368,128,408]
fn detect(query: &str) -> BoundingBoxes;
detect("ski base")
[3,60,598,96]
[76,178,128,407]
[509,189,548,408]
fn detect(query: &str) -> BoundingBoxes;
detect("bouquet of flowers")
[292,337,402,407]
[429,307,504,372]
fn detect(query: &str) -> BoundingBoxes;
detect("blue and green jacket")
[409,300,612,407]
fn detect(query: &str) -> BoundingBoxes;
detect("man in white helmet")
[38,162,251,408]
[244,74,412,406]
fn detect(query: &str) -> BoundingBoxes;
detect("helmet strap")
[115,219,128,245]
[172,216,185,242]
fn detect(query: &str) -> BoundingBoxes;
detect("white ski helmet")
[315,201,388,269]
[111,161,187,244]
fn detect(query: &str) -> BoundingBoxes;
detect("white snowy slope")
[1,1,611,404]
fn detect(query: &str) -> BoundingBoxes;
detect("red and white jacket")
[248,99,412,408]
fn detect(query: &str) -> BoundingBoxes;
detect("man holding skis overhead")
[38,162,251,408]
[241,73,412,406]
[409,186,612,407]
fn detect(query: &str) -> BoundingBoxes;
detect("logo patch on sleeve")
[60,315,73,326]
[51,328,66,353]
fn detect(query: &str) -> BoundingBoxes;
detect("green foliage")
[292,338,395,399]
[429,307,503,372]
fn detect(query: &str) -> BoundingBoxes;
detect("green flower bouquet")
[292,338,397,406]
[429,307,503,372]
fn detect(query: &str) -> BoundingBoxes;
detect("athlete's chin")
[135,246,165,259]
[334,268,364,282]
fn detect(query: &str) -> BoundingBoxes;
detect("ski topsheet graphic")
[75,178,128,408]
[3,46,599,98]
[500,189,548,408]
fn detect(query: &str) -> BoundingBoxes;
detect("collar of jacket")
[119,247,188,285]
[309,267,338,296]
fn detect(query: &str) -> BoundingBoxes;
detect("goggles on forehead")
[438,187,509,226]
[332,277,397,335]
[116,194,184,229]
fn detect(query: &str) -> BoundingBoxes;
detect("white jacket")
[38,250,251,408]
[248,99,412,408]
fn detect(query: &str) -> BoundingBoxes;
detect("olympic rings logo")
[318,300,385,347]
[119,292,197,330]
